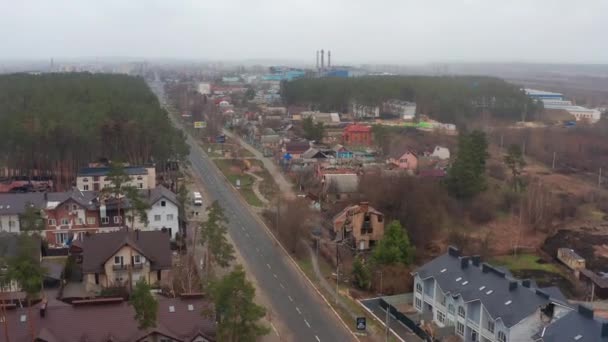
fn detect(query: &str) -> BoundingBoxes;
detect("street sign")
[193,121,206,128]
[356,317,366,331]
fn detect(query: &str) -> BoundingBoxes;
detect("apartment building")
[76,165,156,191]
[412,247,579,342]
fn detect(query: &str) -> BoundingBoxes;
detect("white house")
[0,193,45,233]
[132,186,180,239]
[76,165,156,191]
[431,146,451,160]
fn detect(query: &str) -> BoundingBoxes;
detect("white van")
[193,191,203,206]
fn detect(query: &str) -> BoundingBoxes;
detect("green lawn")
[490,253,560,273]
[240,188,264,207]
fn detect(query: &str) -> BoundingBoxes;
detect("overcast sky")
[1,0,607,64]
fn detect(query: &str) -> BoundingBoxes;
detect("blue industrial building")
[524,88,564,100]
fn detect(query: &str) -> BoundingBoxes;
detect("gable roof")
[538,307,608,342]
[0,192,45,215]
[413,247,570,328]
[81,229,172,273]
[302,148,329,159]
[78,166,149,177]
[46,189,98,210]
[6,297,216,341]
[141,185,178,207]
[285,141,310,153]
[344,124,371,133]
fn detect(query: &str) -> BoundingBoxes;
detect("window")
[56,232,69,244]
[448,304,455,315]
[87,217,96,225]
[497,331,506,342]
[83,178,89,182]
[154,215,161,222]
[166,214,174,221]
[138,183,143,189]
[157,270,162,281]
[137,176,143,180]
[93,176,99,181]
[65,204,70,211]
[72,204,78,211]
[415,297,422,310]
[101,217,109,224]
[94,273,99,285]
[114,256,123,265]
[416,283,422,293]
[83,185,89,191]
[161,200,166,207]
[8,221,14,229]
[437,311,445,324]
[458,306,465,318]
[77,218,84,225]
[61,218,69,225]
[487,320,495,333]
[133,255,141,264]
[456,322,465,336]
[440,293,446,306]
[113,216,122,224]
[377,215,383,222]
[48,219,56,226]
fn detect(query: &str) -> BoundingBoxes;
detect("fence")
[378,298,433,341]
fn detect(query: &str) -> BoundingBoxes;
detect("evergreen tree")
[372,220,415,266]
[302,117,324,142]
[211,265,269,342]
[504,144,526,192]
[352,256,372,290]
[130,279,159,330]
[19,203,45,233]
[200,201,235,270]
[446,130,488,198]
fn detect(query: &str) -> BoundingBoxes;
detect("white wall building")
[132,186,180,239]
[76,165,156,191]
[383,100,416,120]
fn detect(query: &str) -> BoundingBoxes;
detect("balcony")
[467,318,480,329]
[112,263,143,271]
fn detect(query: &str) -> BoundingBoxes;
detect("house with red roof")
[343,124,372,146]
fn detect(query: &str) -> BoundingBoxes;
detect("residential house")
[333,144,354,159]
[283,141,311,160]
[579,269,608,299]
[0,192,45,233]
[76,164,156,191]
[387,150,418,173]
[351,102,380,119]
[82,229,172,293]
[6,297,216,341]
[301,148,330,160]
[301,111,341,125]
[343,124,372,146]
[322,173,359,201]
[0,232,41,294]
[135,186,180,239]
[535,305,608,341]
[333,202,384,250]
[383,100,417,120]
[431,146,451,160]
[412,246,580,342]
[44,190,101,247]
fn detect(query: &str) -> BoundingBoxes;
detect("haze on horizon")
[1,0,607,65]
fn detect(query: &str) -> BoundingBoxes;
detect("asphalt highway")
[149,80,354,342]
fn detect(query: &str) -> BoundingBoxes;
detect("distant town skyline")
[2,0,608,64]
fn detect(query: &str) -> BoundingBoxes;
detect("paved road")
[149,80,354,342]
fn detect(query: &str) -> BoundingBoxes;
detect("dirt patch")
[511,269,578,298]
[543,228,608,272]
[466,216,547,255]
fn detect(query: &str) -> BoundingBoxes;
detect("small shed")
[557,248,586,271]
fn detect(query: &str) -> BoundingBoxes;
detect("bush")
[488,162,507,181]
[470,192,498,224]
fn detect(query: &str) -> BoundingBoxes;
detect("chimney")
[522,279,531,288]
[578,305,594,319]
[535,289,550,299]
[328,50,331,68]
[472,255,481,267]
[447,246,460,258]
[321,49,325,70]
[316,50,319,70]
[460,256,470,269]
[509,280,518,291]
[482,263,490,273]
[602,322,608,337]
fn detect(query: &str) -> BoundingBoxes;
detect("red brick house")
[343,124,372,146]
[44,190,101,247]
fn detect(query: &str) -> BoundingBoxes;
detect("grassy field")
[490,253,560,273]
[212,159,264,207]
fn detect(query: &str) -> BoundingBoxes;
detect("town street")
[149,80,354,342]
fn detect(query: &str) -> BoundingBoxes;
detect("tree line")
[282,76,540,126]
[0,73,189,189]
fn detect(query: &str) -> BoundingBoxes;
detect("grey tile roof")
[0,193,45,215]
[413,248,569,328]
[46,189,98,210]
[78,166,148,177]
[538,308,608,342]
[140,185,177,207]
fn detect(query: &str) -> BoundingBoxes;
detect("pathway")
[246,171,270,205]
[223,129,295,199]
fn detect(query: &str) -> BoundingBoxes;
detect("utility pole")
[599,168,603,188]
[335,243,339,304]
[500,134,504,150]
[552,152,556,170]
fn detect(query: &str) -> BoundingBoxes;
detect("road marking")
[304,319,311,328]
[271,323,279,336]
[288,295,293,302]
[255,247,260,253]
[266,263,271,270]
[273,273,278,279]
[245,232,250,238]
[241,226,245,231]
[315,336,321,342]
[296,307,301,315]
[280,283,285,289]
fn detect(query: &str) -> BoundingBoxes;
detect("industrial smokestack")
[316,50,319,70]
[328,50,331,68]
[321,49,325,70]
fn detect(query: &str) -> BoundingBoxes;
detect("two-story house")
[386,150,418,173]
[133,186,180,239]
[76,164,156,191]
[44,190,100,246]
[412,247,576,342]
[81,229,172,293]
[0,193,45,233]
[333,202,384,250]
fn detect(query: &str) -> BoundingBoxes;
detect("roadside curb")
[191,137,360,340]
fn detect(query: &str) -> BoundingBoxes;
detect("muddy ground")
[543,225,608,272]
